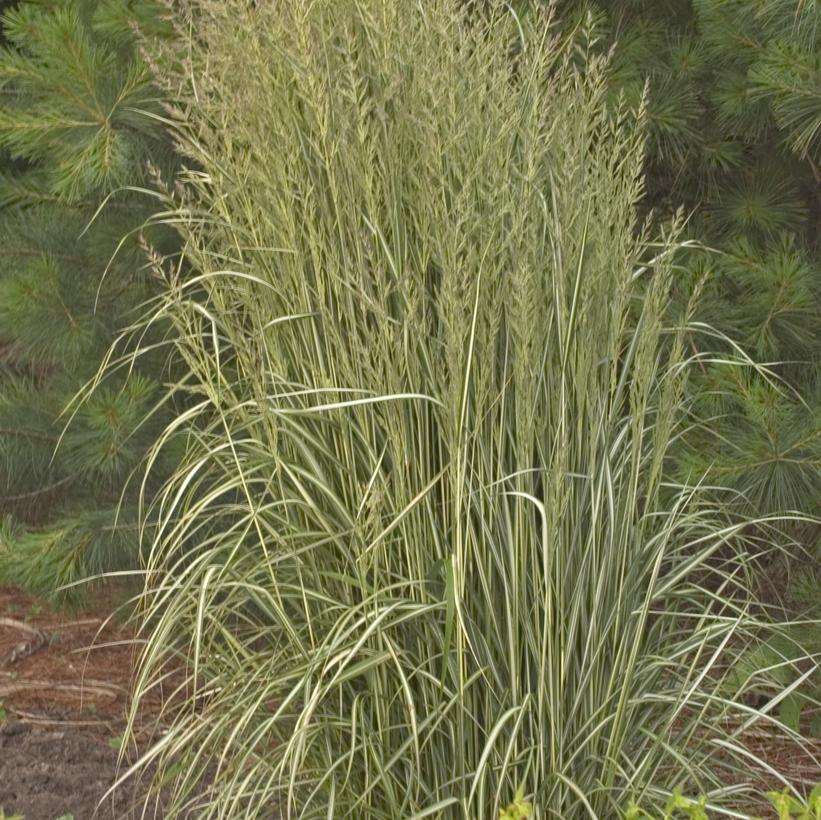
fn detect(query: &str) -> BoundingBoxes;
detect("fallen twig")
[0,618,47,667]
[0,616,42,636]
[0,679,121,699]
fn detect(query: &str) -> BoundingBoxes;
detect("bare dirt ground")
[0,584,171,819]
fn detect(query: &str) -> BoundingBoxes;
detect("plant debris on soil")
[0,584,175,819]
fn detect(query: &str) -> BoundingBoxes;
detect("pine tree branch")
[0,475,73,503]
[0,426,58,441]
[4,246,84,265]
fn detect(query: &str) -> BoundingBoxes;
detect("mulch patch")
[716,723,821,818]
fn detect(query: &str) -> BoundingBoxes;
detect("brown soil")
[0,585,172,819]
[721,724,821,818]
[0,725,160,819]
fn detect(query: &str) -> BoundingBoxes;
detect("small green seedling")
[664,790,709,820]
[108,734,123,750]
[626,784,821,819]
[626,789,709,820]
[626,801,651,820]
[500,787,533,820]
[766,785,821,820]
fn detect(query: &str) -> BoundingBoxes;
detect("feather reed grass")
[108,2,817,816]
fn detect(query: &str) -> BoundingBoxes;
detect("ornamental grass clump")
[115,2,813,816]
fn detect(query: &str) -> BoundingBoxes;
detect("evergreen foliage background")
[0,0,176,599]
[0,0,815,606]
